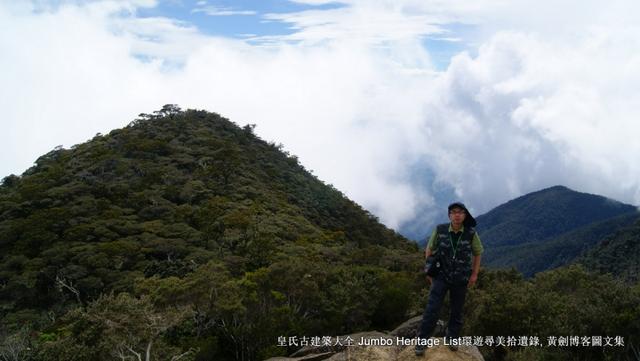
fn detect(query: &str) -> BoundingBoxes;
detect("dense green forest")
[484,212,639,277]
[0,106,422,360]
[476,185,639,276]
[580,218,640,283]
[0,106,638,360]
[465,265,640,361]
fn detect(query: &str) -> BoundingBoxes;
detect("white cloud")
[1,0,640,235]
[417,29,640,213]
[260,2,446,45]
[192,6,256,16]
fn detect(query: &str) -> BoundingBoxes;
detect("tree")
[154,104,182,118]
[1,174,19,188]
[83,293,194,361]
[0,327,32,361]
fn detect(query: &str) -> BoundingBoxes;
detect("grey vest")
[434,223,474,285]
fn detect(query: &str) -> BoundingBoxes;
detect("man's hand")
[469,254,481,288]
[468,273,478,287]
[425,248,433,285]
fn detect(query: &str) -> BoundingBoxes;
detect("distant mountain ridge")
[483,211,639,276]
[476,185,636,247]
[475,185,638,276]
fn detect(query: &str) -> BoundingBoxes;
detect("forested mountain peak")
[0,106,421,360]
[1,105,414,255]
[475,184,637,248]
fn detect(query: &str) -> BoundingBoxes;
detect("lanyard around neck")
[448,231,463,259]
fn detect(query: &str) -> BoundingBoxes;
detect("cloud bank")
[1,0,639,236]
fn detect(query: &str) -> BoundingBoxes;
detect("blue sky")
[137,0,475,70]
[138,0,325,39]
[2,0,640,233]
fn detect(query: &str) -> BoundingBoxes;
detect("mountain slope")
[475,185,638,275]
[482,212,639,276]
[476,185,636,248]
[579,218,640,283]
[0,106,422,360]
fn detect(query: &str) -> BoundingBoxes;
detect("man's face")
[449,207,467,225]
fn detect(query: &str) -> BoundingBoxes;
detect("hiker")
[415,202,484,356]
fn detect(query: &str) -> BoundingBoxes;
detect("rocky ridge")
[266,316,484,361]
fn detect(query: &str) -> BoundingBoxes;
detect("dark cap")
[448,202,477,227]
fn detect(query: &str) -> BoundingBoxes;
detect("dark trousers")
[417,275,467,340]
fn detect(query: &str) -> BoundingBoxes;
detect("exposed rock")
[388,316,422,338]
[265,335,484,361]
[265,315,483,361]
[289,331,391,358]
[403,339,484,360]
[389,316,446,338]
[324,343,397,360]
[264,352,336,361]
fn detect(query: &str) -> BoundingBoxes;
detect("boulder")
[389,316,446,338]
[264,352,336,361]
[289,331,390,357]
[265,334,484,361]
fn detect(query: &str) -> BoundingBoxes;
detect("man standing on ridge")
[415,202,484,356]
